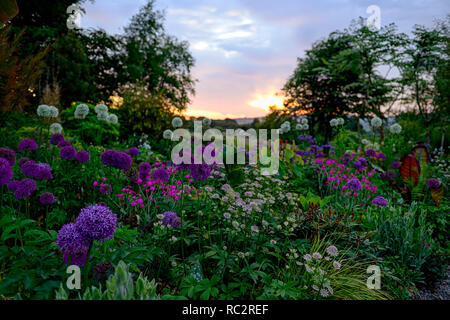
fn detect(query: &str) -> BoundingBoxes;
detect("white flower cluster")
[389,123,402,134]
[163,129,173,139]
[202,118,212,126]
[371,116,382,128]
[37,105,59,118]
[330,117,345,127]
[94,104,118,124]
[74,104,89,119]
[172,117,183,128]
[280,121,291,134]
[296,118,309,131]
[50,123,63,134]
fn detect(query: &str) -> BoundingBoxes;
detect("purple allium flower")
[346,178,362,191]
[40,192,55,205]
[189,163,211,181]
[358,157,367,166]
[57,140,71,148]
[380,170,396,181]
[18,157,29,167]
[128,147,139,157]
[152,167,170,182]
[18,138,38,151]
[376,152,386,160]
[353,160,362,169]
[75,204,117,242]
[50,133,65,146]
[372,196,387,207]
[60,146,76,160]
[75,150,90,163]
[391,161,400,169]
[161,211,181,228]
[7,178,36,199]
[63,247,88,266]
[0,148,16,166]
[426,178,440,189]
[57,223,90,266]
[22,161,53,180]
[365,149,376,157]
[100,149,132,170]
[139,162,152,180]
[0,157,13,186]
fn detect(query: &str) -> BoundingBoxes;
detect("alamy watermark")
[166,121,280,176]
[367,265,381,289]
[67,5,82,30]
[366,5,381,31]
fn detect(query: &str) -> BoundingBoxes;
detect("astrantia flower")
[128,147,139,157]
[389,123,402,134]
[97,111,108,121]
[100,149,132,170]
[75,104,89,119]
[50,133,65,145]
[223,212,231,219]
[332,261,341,270]
[312,252,322,259]
[0,148,16,166]
[18,138,38,151]
[37,104,50,117]
[346,178,362,191]
[106,113,118,124]
[202,118,211,126]
[371,117,382,128]
[426,178,440,189]
[60,146,76,160]
[0,158,13,186]
[50,123,63,134]
[138,162,151,180]
[94,104,108,114]
[251,225,259,233]
[48,106,59,118]
[75,204,117,242]
[7,178,36,199]
[152,167,169,182]
[163,129,173,139]
[372,196,387,207]
[303,254,312,261]
[75,150,90,163]
[40,192,55,205]
[320,289,329,297]
[326,245,338,257]
[161,211,181,228]
[172,117,183,128]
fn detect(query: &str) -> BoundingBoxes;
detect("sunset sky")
[81,0,449,119]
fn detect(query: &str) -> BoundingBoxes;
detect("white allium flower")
[301,118,308,125]
[37,105,50,117]
[48,106,59,118]
[295,123,303,130]
[202,118,212,126]
[337,118,345,126]
[49,123,63,134]
[97,111,108,121]
[171,117,183,128]
[371,117,382,128]
[163,129,173,139]
[302,124,309,130]
[75,104,89,119]
[389,123,402,134]
[361,139,369,145]
[330,119,339,127]
[95,104,108,114]
[107,113,118,124]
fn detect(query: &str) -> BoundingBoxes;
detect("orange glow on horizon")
[248,92,284,112]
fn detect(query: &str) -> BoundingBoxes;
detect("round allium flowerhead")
[172,117,183,128]
[7,178,36,200]
[40,192,55,205]
[47,106,59,118]
[337,118,345,126]
[189,163,211,181]
[18,157,29,167]
[100,149,132,170]
[22,162,52,180]
[161,211,181,228]
[138,162,152,180]
[60,146,76,160]
[346,178,362,191]
[94,104,108,114]
[18,138,38,151]
[0,148,16,166]
[202,118,212,126]
[50,133,65,145]
[163,129,173,140]
[365,149,376,157]
[106,113,118,124]
[361,139,369,145]
[128,147,139,157]
[0,157,13,186]
[152,167,170,182]
[75,104,89,119]
[330,119,339,127]
[371,117,382,128]
[97,111,109,121]
[426,178,440,189]
[301,117,308,125]
[295,123,303,131]
[372,196,387,207]
[302,124,309,131]
[389,123,402,134]
[75,150,90,163]
[75,204,117,242]
[50,123,63,134]
[391,161,400,169]
[37,104,50,117]
[57,140,71,149]
[57,223,89,266]
[326,245,338,257]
